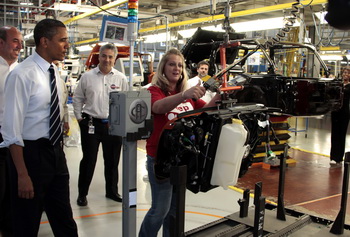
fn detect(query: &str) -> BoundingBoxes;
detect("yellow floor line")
[229,186,277,206]
[137,147,146,153]
[290,146,330,157]
[294,192,350,206]
[40,209,223,224]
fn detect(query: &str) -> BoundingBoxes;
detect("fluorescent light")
[320,55,343,61]
[143,32,177,43]
[147,17,302,41]
[202,26,225,32]
[76,45,93,52]
[231,17,300,33]
[178,29,197,38]
[20,2,33,6]
[178,26,224,39]
[24,32,33,41]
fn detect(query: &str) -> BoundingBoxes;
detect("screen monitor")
[114,57,144,85]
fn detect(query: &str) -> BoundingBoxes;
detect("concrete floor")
[37,108,350,236]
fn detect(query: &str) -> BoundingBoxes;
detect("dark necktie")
[48,65,62,146]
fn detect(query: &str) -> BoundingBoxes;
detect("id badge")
[88,125,95,134]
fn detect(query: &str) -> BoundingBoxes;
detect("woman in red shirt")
[139,48,220,237]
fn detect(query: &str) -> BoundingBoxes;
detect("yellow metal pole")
[73,38,99,45]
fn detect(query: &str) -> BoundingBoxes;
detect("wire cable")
[263,0,300,49]
[300,0,314,7]
[87,0,126,19]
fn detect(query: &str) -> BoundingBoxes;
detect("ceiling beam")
[139,0,327,34]
[63,0,128,25]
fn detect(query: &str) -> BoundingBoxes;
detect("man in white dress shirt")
[187,60,215,103]
[73,43,129,206]
[0,25,23,237]
[0,19,78,236]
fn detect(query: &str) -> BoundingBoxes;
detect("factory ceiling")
[1,0,348,50]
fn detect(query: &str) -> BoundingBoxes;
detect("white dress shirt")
[73,66,129,120]
[0,51,65,147]
[57,67,69,123]
[0,56,18,132]
[187,75,216,103]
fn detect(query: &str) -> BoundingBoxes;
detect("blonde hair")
[152,48,188,94]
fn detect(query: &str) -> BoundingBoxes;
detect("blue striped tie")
[48,65,62,146]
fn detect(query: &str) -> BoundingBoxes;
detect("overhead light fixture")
[24,32,33,41]
[178,26,224,39]
[143,32,177,43]
[178,29,197,38]
[20,2,34,6]
[231,17,300,33]
[76,45,93,52]
[178,17,302,39]
[202,26,225,32]
[320,55,343,61]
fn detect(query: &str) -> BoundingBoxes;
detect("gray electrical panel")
[109,90,151,137]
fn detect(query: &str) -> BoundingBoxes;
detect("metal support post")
[253,182,265,237]
[238,189,250,218]
[277,144,287,221]
[170,165,187,237]
[330,152,350,235]
[127,0,139,89]
[122,136,137,237]
[109,90,151,237]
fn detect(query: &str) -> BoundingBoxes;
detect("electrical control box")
[109,90,151,138]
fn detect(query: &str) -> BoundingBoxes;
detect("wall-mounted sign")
[100,16,128,44]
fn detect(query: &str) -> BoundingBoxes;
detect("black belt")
[82,113,109,124]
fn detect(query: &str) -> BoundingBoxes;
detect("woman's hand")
[182,81,206,100]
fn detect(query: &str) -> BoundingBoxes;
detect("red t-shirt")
[146,86,206,158]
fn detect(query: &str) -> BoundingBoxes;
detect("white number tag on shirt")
[88,125,95,134]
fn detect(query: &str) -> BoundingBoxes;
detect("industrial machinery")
[155,103,281,194]
[181,29,344,117]
[156,24,344,194]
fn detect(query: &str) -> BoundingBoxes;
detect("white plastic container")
[210,119,248,189]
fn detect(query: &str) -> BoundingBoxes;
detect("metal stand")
[183,149,350,236]
[170,166,187,237]
[330,152,350,235]
[122,137,137,237]
[238,189,250,218]
[109,91,152,237]
[288,117,309,138]
[277,144,287,221]
[253,182,265,237]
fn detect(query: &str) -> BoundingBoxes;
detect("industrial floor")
[37,111,350,236]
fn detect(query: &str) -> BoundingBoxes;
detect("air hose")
[263,0,301,49]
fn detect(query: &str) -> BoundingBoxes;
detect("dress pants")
[78,117,122,197]
[330,85,350,162]
[0,132,12,236]
[7,138,78,237]
[331,110,349,162]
